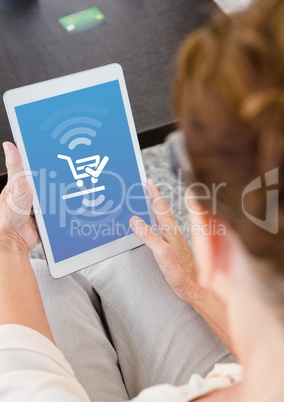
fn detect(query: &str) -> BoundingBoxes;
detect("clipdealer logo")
[242,168,279,234]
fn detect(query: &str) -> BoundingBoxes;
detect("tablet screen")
[15,80,151,262]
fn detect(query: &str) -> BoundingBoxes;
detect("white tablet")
[4,64,155,278]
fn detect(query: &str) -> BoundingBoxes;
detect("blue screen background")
[15,80,150,262]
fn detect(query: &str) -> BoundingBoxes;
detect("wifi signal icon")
[40,104,108,150]
[51,116,102,150]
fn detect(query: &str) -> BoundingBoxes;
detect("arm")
[184,285,233,355]
[130,179,234,354]
[0,142,54,343]
[0,243,54,343]
[194,383,243,401]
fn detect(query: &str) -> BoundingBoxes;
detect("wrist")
[0,232,29,256]
[183,281,209,307]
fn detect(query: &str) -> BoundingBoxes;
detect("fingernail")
[130,216,144,231]
[148,178,154,186]
[2,142,12,155]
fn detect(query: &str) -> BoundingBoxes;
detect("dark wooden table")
[0,0,218,188]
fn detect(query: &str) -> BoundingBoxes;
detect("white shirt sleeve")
[0,324,90,402]
[0,324,242,402]
[213,0,253,14]
[132,363,242,402]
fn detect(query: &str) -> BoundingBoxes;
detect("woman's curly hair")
[174,0,284,306]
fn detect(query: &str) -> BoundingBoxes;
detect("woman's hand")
[0,142,39,254]
[130,180,233,352]
[130,179,204,303]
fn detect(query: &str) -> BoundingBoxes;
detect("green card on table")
[59,7,106,34]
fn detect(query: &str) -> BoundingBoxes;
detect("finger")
[3,142,23,184]
[147,179,187,246]
[147,179,175,226]
[2,142,32,214]
[130,215,165,251]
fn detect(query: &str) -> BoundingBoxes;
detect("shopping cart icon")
[57,154,109,188]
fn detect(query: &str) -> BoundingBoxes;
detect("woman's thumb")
[2,142,32,214]
[3,142,22,183]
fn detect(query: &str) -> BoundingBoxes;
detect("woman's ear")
[187,197,231,292]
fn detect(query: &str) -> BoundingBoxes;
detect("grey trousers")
[31,245,235,402]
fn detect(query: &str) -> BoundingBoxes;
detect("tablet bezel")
[4,63,155,278]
